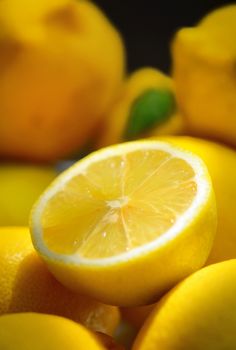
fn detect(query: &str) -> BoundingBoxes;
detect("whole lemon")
[172,5,236,146]
[133,259,236,350]
[159,136,236,264]
[0,0,125,161]
[0,164,56,226]
[0,313,106,350]
[0,227,120,335]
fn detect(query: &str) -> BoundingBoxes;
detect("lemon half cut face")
[31,140,216,306]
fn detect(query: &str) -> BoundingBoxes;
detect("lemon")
[0,313,106,349]
[133,259,236,350]
[97,68,184,149]
[0,164,56,226]
[0,227,120,335]
[172,5,236,146]
[159,136,236,264]
[0,0,125,161]
[30,140,216,306]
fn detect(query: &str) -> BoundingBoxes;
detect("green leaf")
[123,88,176,140]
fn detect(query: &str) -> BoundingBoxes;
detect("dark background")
[95,1,235,73]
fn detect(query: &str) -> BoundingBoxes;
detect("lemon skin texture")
[0,0,125,161]
[160,136,236,264]
[0,227,120,335]
[133,259,236,350]
[0,164,56,226]
[172,5,236,147]
[0,313,106,350]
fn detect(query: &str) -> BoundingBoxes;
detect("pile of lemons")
[0,1,236,349]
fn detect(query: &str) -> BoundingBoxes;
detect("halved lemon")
[30,140,216,306]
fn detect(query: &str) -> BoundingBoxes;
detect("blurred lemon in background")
[172,5,236,147]
[0,313,106,350]
[30,140,216,306]
[133,259,236,350]
[0,164,56,226]
[97,68,184,148]
[0,0,125,161]
[0,227,120,335]
[160,136,236,264]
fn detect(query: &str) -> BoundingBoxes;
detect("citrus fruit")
[158,136,236,264]
[0,164,56,226]
[0,313,106,350]
[172,5,236,147]
[0,0,125,161]
[133,259,236,350]
[97,68,184,149]
[0,227,120,335]
[30,140,216,306]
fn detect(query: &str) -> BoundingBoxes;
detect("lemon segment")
[31,140,216,306]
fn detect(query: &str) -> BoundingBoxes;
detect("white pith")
[31,140,210,267]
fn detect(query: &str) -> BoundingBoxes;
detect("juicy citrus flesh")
[33,141,205,262]
[31,141,216,306]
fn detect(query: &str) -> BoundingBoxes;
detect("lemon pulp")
[42,147,197,259]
